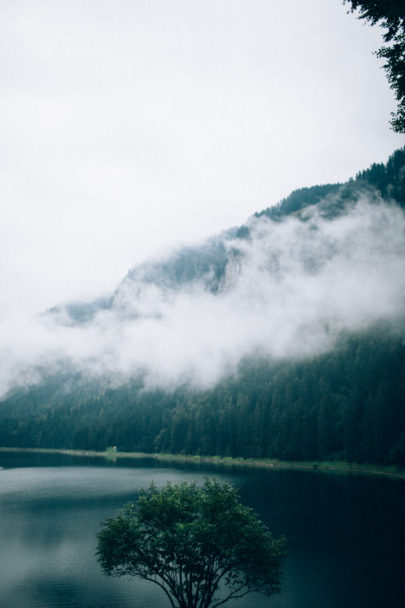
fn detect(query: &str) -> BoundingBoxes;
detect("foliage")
[96,479,286,608]
[355,147,405,206]
[255,183,341,220]
[344,0,405,132]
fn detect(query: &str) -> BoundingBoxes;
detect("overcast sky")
[0,0,403,315]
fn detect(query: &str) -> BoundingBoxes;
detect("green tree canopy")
[96,478,286,608]
[344,0,405,132]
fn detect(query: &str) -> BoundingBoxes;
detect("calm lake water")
[0,451,404,608]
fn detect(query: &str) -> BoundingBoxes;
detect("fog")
[1,194,404,398]
[0,0,402,317]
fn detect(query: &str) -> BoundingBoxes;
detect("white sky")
[0,0,403,315]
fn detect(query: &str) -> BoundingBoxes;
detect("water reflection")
[0,453,404,608]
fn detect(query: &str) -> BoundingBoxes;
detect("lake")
[0,451,404,608]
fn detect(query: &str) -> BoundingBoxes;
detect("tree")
[96,478,286,608]
[344,1,405,132]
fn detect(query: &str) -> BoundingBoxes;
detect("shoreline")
[0,446,404,480]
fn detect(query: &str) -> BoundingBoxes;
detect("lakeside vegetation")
[1,446,404,480]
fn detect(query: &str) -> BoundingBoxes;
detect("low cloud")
[1,196,405,397]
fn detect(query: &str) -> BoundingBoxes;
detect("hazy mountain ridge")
[47,148,405,327]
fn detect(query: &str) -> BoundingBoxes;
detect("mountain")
[1,148,405,465]
[46,149,405,326]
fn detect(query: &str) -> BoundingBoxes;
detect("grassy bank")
[1,446,404,480]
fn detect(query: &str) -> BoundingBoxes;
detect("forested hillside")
[1,327,405,465]
[1,149,405,465]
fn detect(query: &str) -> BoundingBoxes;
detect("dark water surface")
[0,451,404,608]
